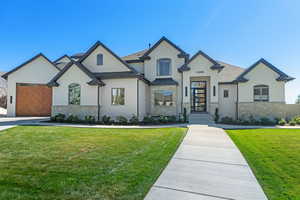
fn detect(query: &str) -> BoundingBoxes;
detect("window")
[185,87,188,97]
[157,58,171,76]
[254,85,269,101]
[112,88,125,105]
[224,90,229,98]
[97,54,103,65]
[69,83,80,105]
[154,90,173,106]
[10,96,12,104]
[213,86,216,96]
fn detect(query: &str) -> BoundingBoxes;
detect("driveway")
[145,125,268,200]
[0,116,49,131]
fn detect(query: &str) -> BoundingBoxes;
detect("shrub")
[158,115,169,124]
[129,115,139,125]
[293,116,300,125]
[259,117,275,126]
[102,115,112,125]
[214,108,219,122]
[66,115,80,123]
[116,116,128,125]
[278,118,286,126]
[289,120,296,126]
[248,115,259,125]
[52,113,65,122]
[84,115,95,124]
[167,115,177,123]
[142,115,152,124]
[220,116,235,124]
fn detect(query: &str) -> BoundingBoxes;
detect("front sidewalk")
[145,125,268,200]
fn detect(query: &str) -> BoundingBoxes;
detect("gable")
[54,55,72,70]
[56,63,93,85]
[80,42,132,73]
[48,61,104,87]
[2,53,60,80]
[141,37,187,60]
[4,54,60,84]
[236,59,294,82]
[244,62,279,81]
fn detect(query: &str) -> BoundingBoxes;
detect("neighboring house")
[2,37,298,120]
[0,72,7,108]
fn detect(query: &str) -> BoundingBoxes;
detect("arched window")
[69,83,81,105]
[157,58,171,76]
[254,85,269,102]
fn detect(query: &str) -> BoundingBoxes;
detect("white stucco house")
[2,37,298,121]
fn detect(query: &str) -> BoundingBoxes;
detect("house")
[2,37,298,121]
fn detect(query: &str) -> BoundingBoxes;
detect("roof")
[178,50,224,72]
[235,58,294,83]
[78,41,138,73]
[48,60,105,87]
[122,49,148,62]
[217,61,245,83]
[2,53,61,79]
[94,71,150,84]
[53,55,72,63]
[140,36,188,60]
[151,78,178,86]
[70,53,85,59]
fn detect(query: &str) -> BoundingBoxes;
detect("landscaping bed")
[0,126,186,200]
[227,129,300,200]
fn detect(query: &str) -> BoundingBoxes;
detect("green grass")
[227,129,300,200]
[0,126,186,200]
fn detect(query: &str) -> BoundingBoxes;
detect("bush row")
[218,115,300,126]
[50,113,186,125]
[278,116,300,126]
[219,116,277,126]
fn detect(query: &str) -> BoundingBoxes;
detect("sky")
[0,0,299,103]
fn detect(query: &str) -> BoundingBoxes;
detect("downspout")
[181,72,183,114]
[137,79,139,120]
[236,82,239,120]
[97,85,100,121]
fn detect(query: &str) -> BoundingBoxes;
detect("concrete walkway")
[145,125,268,200]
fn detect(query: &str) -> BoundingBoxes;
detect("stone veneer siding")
[150,85,178,116]
[52,105,98,120]
[238,102,300,120]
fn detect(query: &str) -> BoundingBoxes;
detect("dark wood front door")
[191,81,207,112]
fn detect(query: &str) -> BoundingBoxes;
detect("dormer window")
[157,58,171,76]
[97,54,103,65]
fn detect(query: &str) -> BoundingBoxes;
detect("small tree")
[296,95,300,104]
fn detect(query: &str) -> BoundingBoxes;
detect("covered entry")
[191,81,207,112]
[16,83,52,116]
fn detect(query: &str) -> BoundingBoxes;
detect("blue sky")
[1,0,299,103]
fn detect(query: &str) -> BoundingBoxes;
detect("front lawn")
[227,129,300,200]
[0,126,186,200]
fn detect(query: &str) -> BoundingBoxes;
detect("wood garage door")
[16,83,52,116]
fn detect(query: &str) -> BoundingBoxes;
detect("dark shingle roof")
[151,78,178,86]
[122,49,148,61]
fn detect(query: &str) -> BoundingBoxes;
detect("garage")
[16,83,52,116]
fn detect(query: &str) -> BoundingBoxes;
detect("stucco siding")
[138,80,149,120]
[53,64,98,106]
[238,63,285,102]
[100,78,138,119]
[7,56,59,116]
[129,62,144,74]
[218,84,237,118]
[82,45,130,73]
[182,54,220,105]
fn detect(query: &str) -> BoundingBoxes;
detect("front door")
[191,81,207,112]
